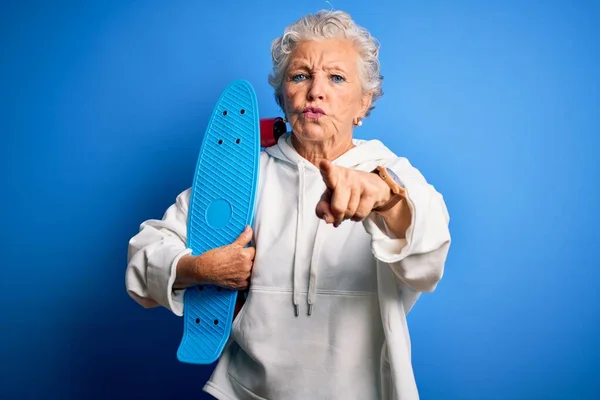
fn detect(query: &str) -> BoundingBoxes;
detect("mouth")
[302,107,326,120]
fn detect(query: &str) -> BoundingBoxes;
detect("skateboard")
[176,81,286,365]
[176,80,261,364]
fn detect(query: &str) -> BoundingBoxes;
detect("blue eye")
[331,75,345,83]
[292,74,308,82]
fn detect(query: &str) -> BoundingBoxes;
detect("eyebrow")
[324,64,349,73]
[287,63,349,73]
[287,63,310,72]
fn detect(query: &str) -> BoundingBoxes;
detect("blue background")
[2,1,598,399]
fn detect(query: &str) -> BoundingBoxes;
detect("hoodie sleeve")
[363,157,451,293]
[125,188,192,317]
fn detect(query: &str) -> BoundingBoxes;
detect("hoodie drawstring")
[294,160,326,316]
[292,160,305,317]
[307,220,325,315]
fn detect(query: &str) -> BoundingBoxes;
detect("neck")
[291,133,355,167]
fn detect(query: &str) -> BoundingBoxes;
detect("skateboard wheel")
[260,117,287,147]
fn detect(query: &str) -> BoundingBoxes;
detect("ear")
[359,91,373,118]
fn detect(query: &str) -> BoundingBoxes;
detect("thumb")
[232,225,253,247]
[319,160,338,190]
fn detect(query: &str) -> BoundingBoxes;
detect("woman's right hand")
[175,226,255,290]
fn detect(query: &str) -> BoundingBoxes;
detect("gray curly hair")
[268,10,383,118]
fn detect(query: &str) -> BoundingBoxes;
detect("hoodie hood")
[265,132,397,170]
[263,132,398,316]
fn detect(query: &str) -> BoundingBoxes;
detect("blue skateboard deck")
[177,80,260,364]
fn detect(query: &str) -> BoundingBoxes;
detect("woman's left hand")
[315,160,391,227]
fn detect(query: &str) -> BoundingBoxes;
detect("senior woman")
[126,9,451,400]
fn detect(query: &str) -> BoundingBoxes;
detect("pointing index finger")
[319,160,338,190]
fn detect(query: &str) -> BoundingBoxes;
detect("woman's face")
[282,38,372,143]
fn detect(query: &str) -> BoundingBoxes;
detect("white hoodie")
[126,133,451,400]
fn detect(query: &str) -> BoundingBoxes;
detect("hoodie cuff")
[363,194,417,264]
[147,241,192,317]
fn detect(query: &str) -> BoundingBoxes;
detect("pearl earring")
[354,117,363,126]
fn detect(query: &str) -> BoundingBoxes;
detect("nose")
[307,74,325,101]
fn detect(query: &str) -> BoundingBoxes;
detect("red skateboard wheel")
[260,117,287,148]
